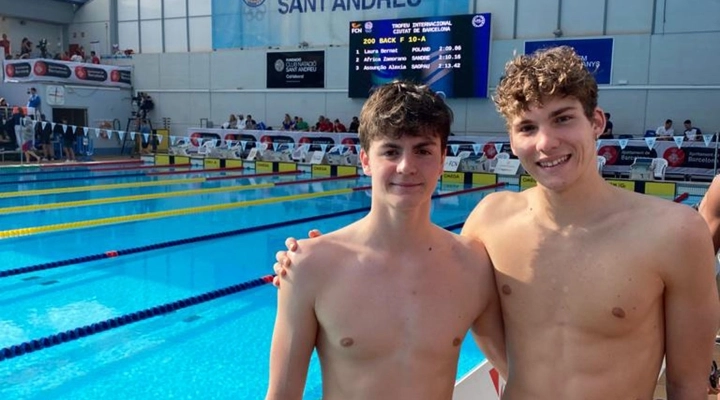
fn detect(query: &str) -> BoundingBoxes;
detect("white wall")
[0,82,132,151]
[0,0,75,24]
[0,17,65,58]
[68,0,112,56]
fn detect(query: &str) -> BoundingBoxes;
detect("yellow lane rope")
[0,187,357,239]
[0,177,208,199]
[0,182,278,215]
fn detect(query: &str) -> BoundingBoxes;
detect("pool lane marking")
[0,183,507,362]
[0,169,295,199]
[0,275,276,362]
[0,183,504,278]
[0,164,247,186]
[0,174,359,215]
[0,185,371,239]
[0,163,191,178]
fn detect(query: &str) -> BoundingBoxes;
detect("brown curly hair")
[359,80,453,152]
[493,46,598,125]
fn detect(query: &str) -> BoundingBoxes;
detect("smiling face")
[508,96,604,192]
[360,133,445,209]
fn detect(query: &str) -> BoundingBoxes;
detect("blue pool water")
[0,164,502,399]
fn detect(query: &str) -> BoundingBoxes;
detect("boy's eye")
[518,125,536,133]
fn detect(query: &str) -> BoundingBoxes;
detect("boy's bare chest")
[315,256,483,357]
[486,223,663,334]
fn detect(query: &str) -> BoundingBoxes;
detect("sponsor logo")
[243,0,265,6]
[472,15,486,28]
[274,59,285,72]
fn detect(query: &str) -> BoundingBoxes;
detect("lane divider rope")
[0,207,501,362]
[0,183,503,278]
[0,169,294,199]
[0,275,275,362]
[673,192,689,203]
[0,163,190,178]
[0,164,248,186]
[0,185,370,239]
[38,160,142,169]
[0,174,358,214]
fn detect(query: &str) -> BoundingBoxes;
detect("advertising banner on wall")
[179,128,720,177]
[267,51,325,88]
[212,0,471,49]
[3,59,133,88]
[524,38,614,84]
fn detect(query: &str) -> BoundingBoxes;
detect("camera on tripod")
[132,92,155,119]
[37,38,49,58]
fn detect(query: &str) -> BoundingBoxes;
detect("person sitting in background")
[90,51,100,64]
[317,117,333,132]
[19,38,32,59]
[293,117,309,131]
[655,119,674,140]
[333,118,347,132]
[599,112,613,139]
[221,114,238,129]
[684,119,703,141]
[237,114,246,130]
[281,114,294,131]
[348,116,359,133]
[245,115,257,130]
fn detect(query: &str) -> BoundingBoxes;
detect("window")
[118,0,138,21]
[164,18,188,52]
[140,20,162,53]
[118,21,139,52]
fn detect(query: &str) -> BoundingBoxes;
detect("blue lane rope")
[0,275,275,362]
[0,183,504,279]
[0,218,475,363]
[0,172,148,186]
[0,208,370,278]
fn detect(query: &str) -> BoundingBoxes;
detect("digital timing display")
[348,13,492,98]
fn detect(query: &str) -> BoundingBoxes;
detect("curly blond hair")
[493,46,598,124]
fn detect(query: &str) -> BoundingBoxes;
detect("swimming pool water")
[0,164,703,399]
[0,164,497,399]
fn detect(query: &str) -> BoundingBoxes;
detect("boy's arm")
[462,236,508,379]
[662,214,720,399]
[698,176,720,253]
[470,287,508,380]
[266,249,319,400]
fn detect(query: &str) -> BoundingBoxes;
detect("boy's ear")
[592,107,605,138]
[360,148,371,175]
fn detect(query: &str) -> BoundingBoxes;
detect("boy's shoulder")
[290,227,360,275]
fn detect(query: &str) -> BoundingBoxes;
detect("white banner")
[179,128,720,177]
[3,59,132,88]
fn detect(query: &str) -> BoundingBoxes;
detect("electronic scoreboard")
[348,13,492,98]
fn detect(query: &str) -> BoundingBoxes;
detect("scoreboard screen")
[348,13,492,99]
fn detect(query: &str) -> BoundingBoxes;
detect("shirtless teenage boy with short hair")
[274,47,719,399]
[464,45,718,399]
[265,81,506,400]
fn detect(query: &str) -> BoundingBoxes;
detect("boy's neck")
[532,169,614,228]
[363,203,435,247]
